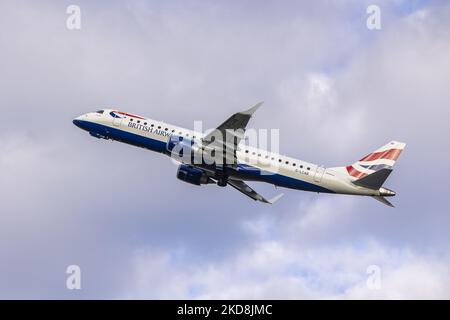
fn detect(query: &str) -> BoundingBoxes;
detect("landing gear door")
[314,165,325,183]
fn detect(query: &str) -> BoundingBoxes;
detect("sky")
[0,0,450,299]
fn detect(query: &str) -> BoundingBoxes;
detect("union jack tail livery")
[346,141,406,180]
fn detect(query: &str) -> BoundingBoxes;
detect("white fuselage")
[73,109,384,197]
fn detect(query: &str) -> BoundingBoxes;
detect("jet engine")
[176,164,213,185]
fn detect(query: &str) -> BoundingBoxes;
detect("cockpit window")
[109,111,121,118]
[96,110,104,114]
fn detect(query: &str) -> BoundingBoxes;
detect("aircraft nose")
[73,119,81,127]
[73,114,88,129]
[73,117,83,128]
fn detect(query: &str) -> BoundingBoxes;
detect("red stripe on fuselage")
[346,166,368,179]
[117,111,145,120]
[359,148,402,162]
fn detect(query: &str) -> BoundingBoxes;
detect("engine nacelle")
[176,164,213,185]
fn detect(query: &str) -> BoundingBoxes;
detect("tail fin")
[346,141,406,180]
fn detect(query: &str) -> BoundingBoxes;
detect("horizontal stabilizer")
[353,168,392,190]
[371,196,394,207]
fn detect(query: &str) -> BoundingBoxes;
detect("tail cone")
[379,187,396,197]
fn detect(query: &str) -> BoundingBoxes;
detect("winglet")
[266,193,284,204]
[241,101,264,116]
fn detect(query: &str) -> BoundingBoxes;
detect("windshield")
[96,110,104,114]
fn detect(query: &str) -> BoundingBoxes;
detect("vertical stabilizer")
[346,141,406,180]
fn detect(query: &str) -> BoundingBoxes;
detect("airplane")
[73,103,405,206]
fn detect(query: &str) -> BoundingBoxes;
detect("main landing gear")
[216,165,228,187]
[217,177,227,187]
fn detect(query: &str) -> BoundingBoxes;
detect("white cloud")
[123,237,450,299]
[276,72,368,162]
[122,196,450,299]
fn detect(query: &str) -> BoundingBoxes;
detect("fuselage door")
[314,165,325,183]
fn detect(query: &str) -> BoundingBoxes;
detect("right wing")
[227,179,283,204]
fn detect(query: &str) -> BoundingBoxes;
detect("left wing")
[227,179,284,204]
[203,101,263,145]
[202,102,263,164]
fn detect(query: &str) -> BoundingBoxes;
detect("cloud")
[122,195,450,299]
[123,231,450,299]
[277,73,367,159]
